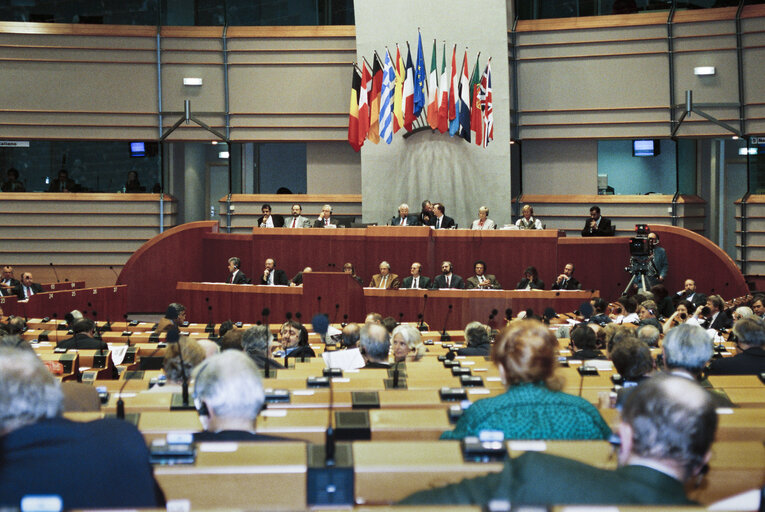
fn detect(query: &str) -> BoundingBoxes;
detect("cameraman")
[647,232,668,287]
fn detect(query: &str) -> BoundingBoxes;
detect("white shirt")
[260,216,274,228]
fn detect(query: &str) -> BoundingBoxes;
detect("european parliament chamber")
[2,0,765,509]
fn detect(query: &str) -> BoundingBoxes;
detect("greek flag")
[380,49,395,144]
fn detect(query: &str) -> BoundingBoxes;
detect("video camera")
[628,224,651,257]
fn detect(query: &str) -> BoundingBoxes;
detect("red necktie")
[291,218,296,228]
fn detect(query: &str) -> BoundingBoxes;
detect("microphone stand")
[417,294,429,331]
[440,304,453,341]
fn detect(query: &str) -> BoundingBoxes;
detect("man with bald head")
[259,257,289,286]
[401,262,431,289]
[402,374,717,506]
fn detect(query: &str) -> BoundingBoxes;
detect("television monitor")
[633,139,660,157]
[129,141,146,157]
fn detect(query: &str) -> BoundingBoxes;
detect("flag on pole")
[437,42,449,133]
[347,65,362,152]
[481,59,494,147]
[470,54,483,146]
[458,49,471,142]
[427,39,439,130]
[413,31,426,118]
[358,60,371,144]
[368,53,383,144]
[393,45,405,134]
[403,43,415,131]
[448,45,459,136]
[380,49,395,144]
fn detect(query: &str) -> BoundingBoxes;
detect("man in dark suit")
[465,260,502,289]
[47,169,77,192]
[56,318,108,351]
[256,203,284,228]
[226,257,250,284]
[432,261,464,289]
[0,349,165,508]
[697,294,731,331]
[313,204,337,228]
[401,375,717,507]
[708,316,765,375]
[260,258,289,286]
[551,263,581,290]
[418,199,435,226]
[17,272,43,300]
[192,350,292,442]
[360,323,391,368]
[432,203,455,229]
[390,203,419,226]
[401,262,431,289]
[674,278,707,309]
[581,205,613,236]
[1,265,20,297]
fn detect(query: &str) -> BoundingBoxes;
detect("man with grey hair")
[192,350,288,442]
[457,321,492,356]
[708,315,765,375]
[360,323,391,368]
[401,374,717,506]
[241,324,285,370]
[391,203,418,226]
[661,323,713,379]
[0,348,164,507]
[636,323,660,347]
[369,261,400,289]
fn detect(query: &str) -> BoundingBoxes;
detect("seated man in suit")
[750,294,765,319]
[432,261,465,289]
[708,316,765,375]
[693,294,731,331]
[466,260,501,289]
[581,205,613,237]
[551,263,581,290]
[369,261,400,289]
[17,272,43,300]
[0,348,165,508]
[47,168,77,192]
[401,374,717,507]
[257,203,284,228]
[226,256,250,284]
[675,278,707,309]
[155,303,186,333]
[260,257,289,285]
[360,323,391,368]
[432,202,455,229]
[313,204,337,228]
[419,199,435,226]
[192,351,292,442]
[286,203,312,228]
[401,262,431,289]
[516,266,544,290]
[391,203,419,226]
[343,262,364,286]
[56,318,108,351]
[289,266,312,287]
[0,265,20,297]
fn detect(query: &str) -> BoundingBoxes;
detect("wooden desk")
[13,285,127,320]
[154,441,307,510]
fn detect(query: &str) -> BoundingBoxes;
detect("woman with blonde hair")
[515,204,543,230]
[441,320,611,440]
[390,324,425,363]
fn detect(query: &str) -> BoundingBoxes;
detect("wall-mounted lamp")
[183,77,203,86]
[693,66,716,76]
[219,151,230,159]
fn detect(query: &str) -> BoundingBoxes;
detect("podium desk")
[154,441,307,510]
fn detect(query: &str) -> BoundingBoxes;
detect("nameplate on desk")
[261,409,288,417]
[468,388,491,395]
[293,389,315,396]
[460,360,475,365]
[509,440,547,451]
[716,408,734,415]
[199,442,239,453]
[486,376,502,382]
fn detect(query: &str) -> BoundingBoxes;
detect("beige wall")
[306,142,361,194]
[522,140,598,195]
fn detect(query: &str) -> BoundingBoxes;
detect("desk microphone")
[295,311,302,321]
[417,294,429,331]
[341,314,348,328]
[325,367,336,466]
[262,307,270,326]
[205,297,214,333]
[505,308,513,323]
[440,304,453,341]
[398,312,404,325]
[49,262,60,283]
[317,296,322,313]
[334,303,340,324]
[168,328,190,406]
[108,265,119,282]
[392,360,401,388]
[488,308,498,327]
[286,311,293,321]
